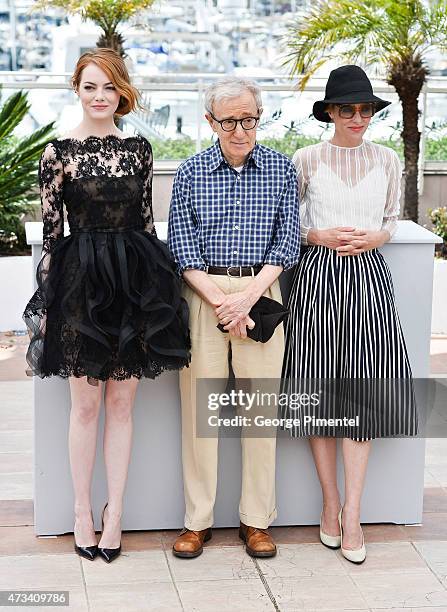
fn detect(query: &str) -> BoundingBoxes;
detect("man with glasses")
[167,76,300,559]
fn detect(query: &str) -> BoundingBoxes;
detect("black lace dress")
[23,134,191,384]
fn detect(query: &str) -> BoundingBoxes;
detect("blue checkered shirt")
[167,141,300,275]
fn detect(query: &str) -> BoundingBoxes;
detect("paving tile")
[269,525,321,544]
[0,500,33,526]
[163,519,442,549]
[425,470,443,487]
[0,453,32,473]
[427,467,447,487]
[121,530,164,551]
[0,413,32,431]
[338,542,426,574]
[176,578,275,611]
[431,352,447,375]
[0,380,32,408]
[0,554,83,589]
[401,513,447,541]
[0,383,33,431]
[414,541,447,583]
[362,522,410,543]
[87,582,181,612]
[371,608,447,612]
[168,545,258,582]
[0,345,29,382]
[0,400,32,418]
[0,527,74,555]
[266,574,368,611]
[351,567,447,608]
[0,588,88,612]
[82,550,171,585]
[430,337,447,376]
[0,431,32,454]
[424,488,447,513]
[425,439,447,467]
[0,472,33,500]
[256,543,346,578]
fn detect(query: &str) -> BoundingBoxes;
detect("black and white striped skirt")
[280,246,417,440]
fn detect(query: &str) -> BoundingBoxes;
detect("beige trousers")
[179,274,285,530]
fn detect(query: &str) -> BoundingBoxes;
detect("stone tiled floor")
[431,336,447,376]
[0,336,447,610]
[0,536,447,611]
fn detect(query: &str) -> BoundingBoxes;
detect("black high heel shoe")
[74,511,98,561]
[98,503,122,563]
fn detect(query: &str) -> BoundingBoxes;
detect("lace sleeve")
[382,149,401,237]
[140,137,156,236]
[39,142,64,254]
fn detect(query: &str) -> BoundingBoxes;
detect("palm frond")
[283,0,395,84]
[282,0,438,86]
[0,87,57,251]
[5,123,56,168]
[418,0,447,52]
[0,91,30,140]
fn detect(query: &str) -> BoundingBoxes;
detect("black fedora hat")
[313,65,391,123]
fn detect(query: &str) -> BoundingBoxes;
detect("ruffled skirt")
[23,229,191,384]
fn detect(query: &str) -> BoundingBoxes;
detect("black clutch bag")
[216,296,289,343]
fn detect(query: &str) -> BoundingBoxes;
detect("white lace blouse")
[293,140,401,245]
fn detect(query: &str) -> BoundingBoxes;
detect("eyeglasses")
[209,112,260,132]
[336,103,376,119]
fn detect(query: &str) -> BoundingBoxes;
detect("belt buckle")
[227,265,242,277]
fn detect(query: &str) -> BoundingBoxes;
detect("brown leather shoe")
[172,527,212,558]
[239,522,277,558]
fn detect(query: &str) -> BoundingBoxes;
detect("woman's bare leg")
[341,438,371,549]
[308,437,341,536]
[69,376,103,546]
[98,377,139,549]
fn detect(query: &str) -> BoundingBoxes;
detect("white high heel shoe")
[319,510,341,549]
[338,508,366,564]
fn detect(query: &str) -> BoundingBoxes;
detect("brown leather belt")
[206,265,263,277]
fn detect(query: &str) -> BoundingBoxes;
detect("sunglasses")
[336,103,376,119]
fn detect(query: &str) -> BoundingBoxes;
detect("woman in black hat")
[281,65,416,564]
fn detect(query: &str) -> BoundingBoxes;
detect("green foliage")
[283,0,447,86]
[425,138,447,161]
[32,0,155,33]
[151,134,322,159]
[149,134,447,161]
[151,137,209,160]
[258,133,320,156]
[0,87,56,254]
[428,206,447,258]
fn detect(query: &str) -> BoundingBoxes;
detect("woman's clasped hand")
[308,226,390,255]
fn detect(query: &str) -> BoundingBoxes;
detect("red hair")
[71,48,143,116]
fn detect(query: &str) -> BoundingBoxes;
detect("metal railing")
[1,72,447,193]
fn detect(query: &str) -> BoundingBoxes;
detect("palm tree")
[284,0,447,222]
[0,88,56,253]
[32,0,156,57]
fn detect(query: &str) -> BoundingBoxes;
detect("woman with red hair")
[23,48,191,563]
